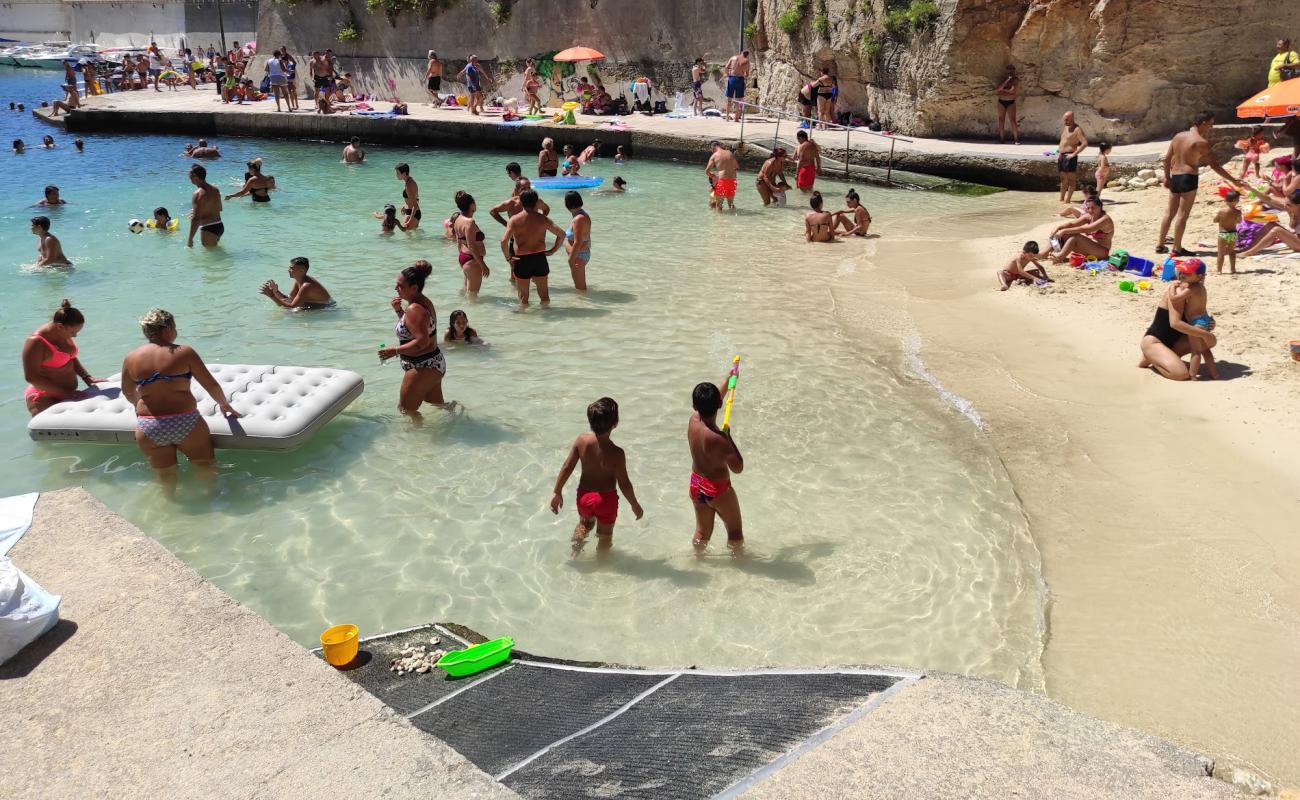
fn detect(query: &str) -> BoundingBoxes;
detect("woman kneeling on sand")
[1138,259,1218,381]
[1050,196,1112,262]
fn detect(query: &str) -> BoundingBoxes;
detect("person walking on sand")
[722,50,750,122]
[187,163,224,248]
[501,189,566,309]
[706,141,739,211]
[550,397,645,559]
[687,376,744,550]
[795,129,821,194]
[1057,112,1088,204]
[424,51,443,104]
[1155,111,1241,256]
[995,65,1020,145]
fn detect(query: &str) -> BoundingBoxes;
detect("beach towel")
[0,493,37,557]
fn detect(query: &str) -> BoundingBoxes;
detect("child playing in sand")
[1179,259,1219,380]
[1094,142,1112,196]
[997,241,1050,290]
[1214,191,1242,274]
[550,397,644,557]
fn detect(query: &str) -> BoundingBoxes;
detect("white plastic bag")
[0,556,61,666]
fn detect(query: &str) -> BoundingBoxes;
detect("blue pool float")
[533,176,604,190]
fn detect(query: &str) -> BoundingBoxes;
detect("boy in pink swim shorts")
[550,397,644,557]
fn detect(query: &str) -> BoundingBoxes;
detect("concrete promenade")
[2,489,1247,799]
[36,88,1204,190]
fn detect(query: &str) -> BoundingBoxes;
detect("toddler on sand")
[1213,191,1242,274]
[997,241,1050,291]
[550,397,644,557]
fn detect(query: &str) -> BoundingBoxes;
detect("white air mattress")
[27,364,364,451]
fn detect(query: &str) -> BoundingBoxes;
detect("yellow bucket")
[455,94,468,106]
[320,624,359,667]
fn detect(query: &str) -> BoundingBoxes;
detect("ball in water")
[127,219,144,234]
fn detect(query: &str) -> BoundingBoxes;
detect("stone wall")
[257,0,744,105]
[754,0,1290,142]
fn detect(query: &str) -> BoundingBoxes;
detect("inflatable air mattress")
[532,176,604,190]
[27,364,363,451]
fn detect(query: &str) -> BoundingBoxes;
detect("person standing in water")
[30,216,71,267]
[395,162,421,229]
[706,141,739,211]
[260,256,333,309]
[551,397,645,558]
[1057,111,1088,204]
[687,377,744,549]
[538,137,560,177]
[343,136,365,163]
[501,189,565,309]
[226,158,276,203]
[794,129,821,194]
[564,191,592,291]
[1155,111,1241,256]
[378,261,451,417]
[187,163,224,248]
[23,299,103,415]
[452,191,490,298]
[424,50,443,103]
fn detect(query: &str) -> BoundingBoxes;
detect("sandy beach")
[886,172,1300,786]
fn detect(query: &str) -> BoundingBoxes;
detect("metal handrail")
[732,97,913,185]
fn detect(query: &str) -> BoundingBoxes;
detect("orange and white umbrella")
[553,46,605,62]
[1236,77,1300,118]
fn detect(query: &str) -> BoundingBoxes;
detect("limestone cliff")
[754,0,1294,141]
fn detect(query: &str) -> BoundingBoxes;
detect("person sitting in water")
[833,189,872,236]
[1138,259,1217,381]
[375,203,407,234]
[50,84,80,117]
[30,216,71,267]
[377,261,452,417]
[184,138,220,158]
[14,139,25,154]
[121,308,240,484]
[260,256,333,309]
[35,184,66,207]
[687,377,744,549]
[342,136,365,163]
[551,396,645,558]
[1050,195,1112,262]
[804,192,835,242]
[997,241,1050,290]
[226,158,276,203]
[22,299,104,416]
[444,309,481,344]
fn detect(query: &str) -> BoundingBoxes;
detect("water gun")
[721,355,741,433]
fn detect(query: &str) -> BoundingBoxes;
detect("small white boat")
[15,42,101,70]
[0,43,37,67]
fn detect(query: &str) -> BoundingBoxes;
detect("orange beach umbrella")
[553,46,605,62]
[1236,77,1300,118]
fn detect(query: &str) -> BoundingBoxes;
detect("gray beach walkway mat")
[321,624,914,799]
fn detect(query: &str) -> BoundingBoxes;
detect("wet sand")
[888,186,1300,786]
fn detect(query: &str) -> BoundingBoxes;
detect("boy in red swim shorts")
[551,397,644,557]
[687,376,744,550]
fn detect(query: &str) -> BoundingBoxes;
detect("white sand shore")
[888,184,1300,787]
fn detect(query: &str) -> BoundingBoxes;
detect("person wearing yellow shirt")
[1268,38,1299,86]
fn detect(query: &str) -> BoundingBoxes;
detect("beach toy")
[127,218,144,233]
[145,218,180,231]
[436,636,514,677]
[320,623,359,667]
[721,355,741,433]
[533,176,604,190]
[1107,249,1129,270]
[1160,258,1178,281]
[1118,280,1137,293]
[1138,280,1152,290]
[1190,314,1214,330]
[1068,252,1086,268]
[1088,268,1099,276]
[1290,340,1300,362]
[1124,256,1154,277]
[561,101,580,111]
[455,94,468,105]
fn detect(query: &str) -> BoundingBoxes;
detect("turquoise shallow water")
[0,68,1046,684]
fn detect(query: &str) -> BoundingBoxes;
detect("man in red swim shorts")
[551,397,644,557]
[705,140,740,211]
[795,129,821,193]
[687,375,744,549]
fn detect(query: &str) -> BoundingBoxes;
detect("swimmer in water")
[395,162,421,229]
[260,255,333,309]
[30,216,71,267]
[35,185,66,207]
[804,192,835,242]
[42,135,55,149]
[374,203,406,234]
[550,396,645,558]
[444,309,480,343]
[610,176,627,193]
[13,139,25,154]
[74,138,84,152]
[226,157,276,203]
[184,139,220,158]
[152,207,176,230]
[343,136,365,163]
[687,377,744,550]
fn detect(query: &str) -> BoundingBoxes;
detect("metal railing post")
[739,101,746,146]
[887,138,896,185]
[773,116,780,152]
[845,127,851,178]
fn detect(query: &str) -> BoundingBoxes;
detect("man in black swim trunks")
[1057,111,1088,204]
[1156,111,1242,256]
[500,189,565,309]
[187,163,223,248]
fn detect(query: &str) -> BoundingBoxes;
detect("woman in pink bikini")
[1050,196,1113,263]
[22,299,104,415]
[452,191,489,298]
[120,308,239,477]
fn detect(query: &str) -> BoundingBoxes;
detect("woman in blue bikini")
[564,191,592,292]
[121,308,239,482]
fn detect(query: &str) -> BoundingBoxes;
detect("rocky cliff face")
[754,0,1287,141]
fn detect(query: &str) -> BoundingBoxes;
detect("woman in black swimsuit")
[378,261,450,416]
[1138,262,1216,381]
[995,65,1020,145]
[226,158,276,203]
[395,162,421,229]
[538,138,559,178]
